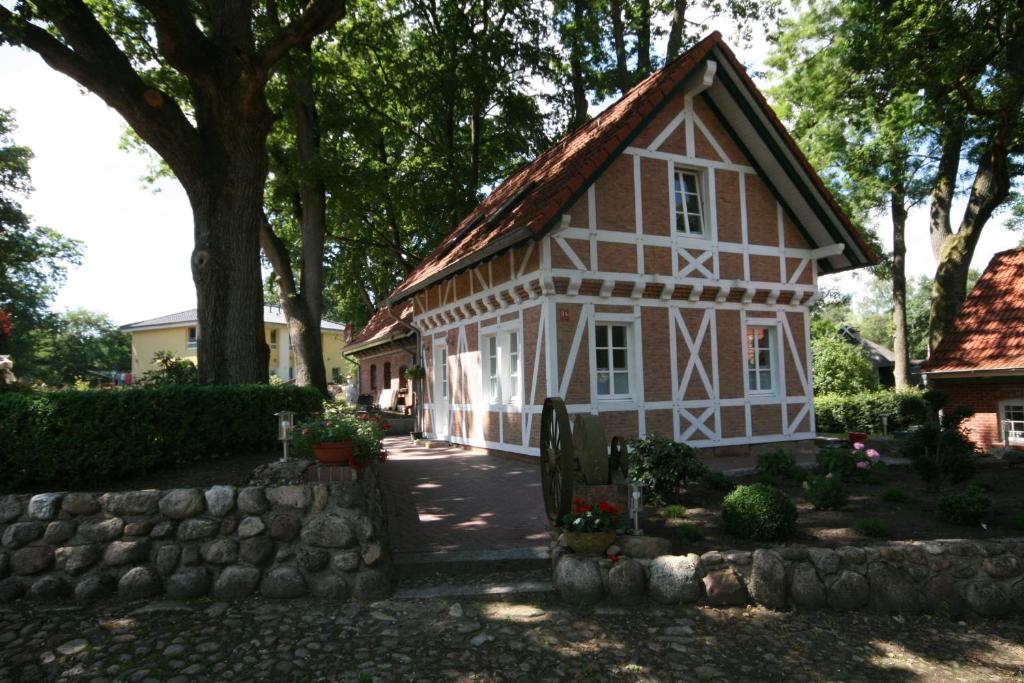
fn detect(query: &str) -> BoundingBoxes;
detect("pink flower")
[853,442,865,450]
[866,449,880,459]
[856,461,870,470]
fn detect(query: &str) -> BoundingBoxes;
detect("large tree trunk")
[567,0,589,128]
[609,0,629,93]
[666,0,688,60]
[890,188,911,390]
[635,0,652,75]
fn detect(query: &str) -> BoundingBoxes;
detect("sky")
[0,19,1019,326]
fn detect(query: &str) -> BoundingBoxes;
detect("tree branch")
[258,0,346,70]
[135,0,215,76]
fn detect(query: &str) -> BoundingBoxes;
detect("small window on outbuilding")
[270,329,278,350]
[187,327,198,349]
[383,362,392,389]
[370,364,377,391]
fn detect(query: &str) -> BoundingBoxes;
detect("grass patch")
[853,518,888,538]
[881,487,910,503]
[662,504,687,519]
[676,523,705,542]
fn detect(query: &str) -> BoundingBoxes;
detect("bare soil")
[641,462,1024,554]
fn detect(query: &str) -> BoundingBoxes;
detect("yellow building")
[121,306,348,382]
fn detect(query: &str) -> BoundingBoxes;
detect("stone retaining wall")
[552,535,1024,617]
[0,467,390,604]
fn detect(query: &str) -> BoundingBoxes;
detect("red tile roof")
[347,300,415,351]
[925,247,1024,374]
[384,31,876,306]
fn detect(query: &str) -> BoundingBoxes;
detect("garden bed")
[638,461,1024,554]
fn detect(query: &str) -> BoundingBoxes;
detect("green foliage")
[626,435,708,503]
[721,483,798,541]
[662,504,687,519]
[802,474,848,510]
[0,385,323,489]
[1007,513,1024,531]
[28,309,130,385]
[815,446,858,482]
[702,470,734,492]
[814,389,928,433]
[136,351,198,386]
[291,411,383,465]
[853,518,888,538]
[881,487,910,503]
[562,499,619,533]
[755,448,801,481]
[811,333,879,396]
[675,523,705,542]
[938,486,992,526]
[898,402,977,489]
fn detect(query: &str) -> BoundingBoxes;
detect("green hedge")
[0,385,323,489]
[814,389,928,434]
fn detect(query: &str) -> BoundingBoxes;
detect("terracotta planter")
[848,432,869,445]
[564,530,617,555]
[312,441,355,466]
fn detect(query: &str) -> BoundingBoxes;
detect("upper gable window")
[673,169,705,236]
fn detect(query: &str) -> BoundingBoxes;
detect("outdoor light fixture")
[626,479,644,536]
[881,414,890,444]
[275,410,294,462]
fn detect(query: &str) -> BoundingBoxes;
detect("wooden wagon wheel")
[540,397,574,525]
[609,436,629,482]
[572,414,609,485]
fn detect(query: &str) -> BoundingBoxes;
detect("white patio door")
[432,344,449,440]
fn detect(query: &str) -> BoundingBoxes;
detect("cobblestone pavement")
[2,596,1023,682]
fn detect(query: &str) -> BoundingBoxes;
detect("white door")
[432,345,449,440]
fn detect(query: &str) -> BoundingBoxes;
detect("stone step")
[411,439,451,449]
[394,546,551,579]
[392,578,555,602]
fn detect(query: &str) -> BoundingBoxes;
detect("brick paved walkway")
[379,438,551,554]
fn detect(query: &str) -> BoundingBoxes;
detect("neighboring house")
[922,247,1024,452]
[353,32,876,457]
[838,326,923,388]
[121,305,348,382]
[345,301,417,411]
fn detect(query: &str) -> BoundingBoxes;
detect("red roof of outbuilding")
[925,248,1024,374]
[347,300,415,351]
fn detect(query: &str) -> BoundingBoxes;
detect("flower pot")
[848,432,868,445]
[312,441,355,466]
[564,530,617,556]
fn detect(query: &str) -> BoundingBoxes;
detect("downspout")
[384,302,423,437]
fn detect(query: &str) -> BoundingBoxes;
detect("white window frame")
[744,322,779,396]
[999,400,1024,445]
[479,326,523,406]
[439,348,448,400]
[594,321,633,400]
[186,326,198,350]
[671,168,707,237]
[269,328,278,350]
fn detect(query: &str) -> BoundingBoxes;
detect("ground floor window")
[595,323,630,398]
[481,330,522,404]
[370,364,377,391]
[331,367,341,382]
[746,325,777,395]
[187,326,198,349]
[1001,401,1024,445]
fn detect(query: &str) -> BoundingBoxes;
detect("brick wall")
[931,378,1024,451]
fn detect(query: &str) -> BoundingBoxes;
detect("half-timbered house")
[351,32,877,458]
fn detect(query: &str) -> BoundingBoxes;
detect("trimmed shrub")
[814,389,928,434]
[627,435,708,503]
[853,518,888,538]
[802,474,847,510]
[0,384,324,489]
[816,446,858,481]
[662,504,687,519]
[722,483,798,541]
[881,487,910,503]
[756,448,801,481]
[676,522,705,542]
[938,486,992,525]
[899,423,976,490]
[703,470,734,492]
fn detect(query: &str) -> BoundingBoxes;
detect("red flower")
[577,504,592,513]
[608,554,620,563]
[380,422,391,431]
[378,449,388,463]
[356,414,368,421]
[370,413,381,421]
[598,501,617,515]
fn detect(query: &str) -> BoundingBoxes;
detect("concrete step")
[411,439,451,449]
[393,578,555,602]
[394,546,550,579]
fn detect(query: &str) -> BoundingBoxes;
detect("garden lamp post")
[276,411,294,462]
[626,479,644,535]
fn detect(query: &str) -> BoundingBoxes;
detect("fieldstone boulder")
[867,562,919,614]
[308,573,349,600]
[79,517,124,543]
[837,546,866,567]
[55,544,102,576]
[301,514,355,548]
[11,546,53,575]
[703,568,748,606]
[353,569,391,601]
[177,518,219,541]
[297,547,330,572]
[266,486,311,510]
[26,575,70,602]
[237,516,265,538]
[149,521,175,539]
[239,537,275,566]
[790,562,827,608]
[919,573,965,617]
[606,558,645,604]
[204,485,236,517]
[27,493,63,521]
[648,554,701,605]
[828,570,870,611]
[213,565,261,601]
[554,556,603,604]
[0,551,8,578]
[166,567,211,599]
[201,539,238,565]
[237,487,269,515]
[155,544,181,576]
[362,542,384,567]
[43,521,75,544]
[103,540,150,566]
[2,522,43,549]
[0,577,26,602]
[0,496,22,523]
[159,489,205,519]
[328,481,364,509]
[181,545,201,566]
[74,574,116,602]
[331,549,360,573]
[260,566,307,599]
[748,549,787,609]
[268,512,302,541]
[61,493,100,516]
[100,490,160,516]
[118,566,161,601]
[964,580,1010,617]
[124,521,153,537]
[808,548,840,576]
[1010,579,1024,612]
[615,535,672,559]
[982,556,1020,579]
